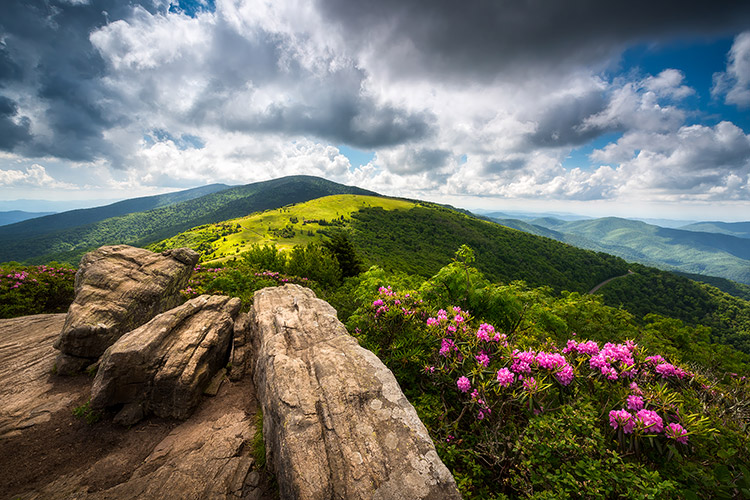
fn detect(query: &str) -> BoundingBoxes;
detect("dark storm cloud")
[0,95,31,150]
[316,0,750,80]
[529,91,612,147]
[0,0,159,161]
[245,97,433,149]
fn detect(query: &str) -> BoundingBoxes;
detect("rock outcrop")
[54,245,199,374]
[91,294,241,425]
[249,284,462,500]
[0,314,70,438]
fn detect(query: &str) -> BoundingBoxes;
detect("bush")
[0,263,76,318]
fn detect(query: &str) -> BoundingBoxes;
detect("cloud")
[712,31,750,108]
[0,96,32,150]
[0,163,76,188]
[591,121,750,199]
[88,2,434,152]
[314,0,750,82]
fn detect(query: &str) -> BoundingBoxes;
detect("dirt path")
[588,270,634,294]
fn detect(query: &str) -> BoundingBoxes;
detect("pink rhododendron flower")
[440,338,456,357]
[426,317,439,326]
[555,364,575,386]
[457,376,471,393]
[609,409,634,434]
[496,368,515,387]
[635,409,663,434]
[627,395,644,411]
[522,376,538,392]
[372,299,384,307]
[475,351,491,367]
[665,423,689,444]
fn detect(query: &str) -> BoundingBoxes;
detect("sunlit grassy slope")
[149,195,416,263]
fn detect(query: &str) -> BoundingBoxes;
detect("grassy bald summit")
[153,195,630,294]
[149,195,415,262]
[0,176,376,265]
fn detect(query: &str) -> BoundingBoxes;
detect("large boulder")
[249,284,461,500]
[90,294,241,425]
[54,245,199,373]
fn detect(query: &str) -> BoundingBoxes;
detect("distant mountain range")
[0,210,56,226]
[488,215,750,285]
[0,176,375,264]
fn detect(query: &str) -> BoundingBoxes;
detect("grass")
[150,195,415,264]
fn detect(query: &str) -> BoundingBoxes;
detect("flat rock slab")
[91,294,241,425]
[55,245,199,371]
[0,314,74,438]
[6,378,272,500]
[250,284,461,500]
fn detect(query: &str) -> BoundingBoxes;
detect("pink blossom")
[664,423,689,444]
[496,368,515,387]
[476,323,495,342]
[440,338,456,357]
[475,351,491,367]
[635,409,663,434]
[457,376,471,393]
[555,364,575,386]
[372,299,384,307]
[522,376,538,392]
[627,395,644,411]
[609,409,634,434]
[426,317,439,326]
[511,350,536,375]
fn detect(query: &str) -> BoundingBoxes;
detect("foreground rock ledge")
[54,245,199,374]
[250,284,461,500]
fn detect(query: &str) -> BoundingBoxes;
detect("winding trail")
[588,270,634,294]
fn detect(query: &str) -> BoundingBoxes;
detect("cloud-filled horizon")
[1,0,750,220]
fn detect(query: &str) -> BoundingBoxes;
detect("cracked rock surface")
[91,294,241,425]
[54,245,199,373]
[249,284,462,500]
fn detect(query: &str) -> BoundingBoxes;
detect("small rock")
[204,367,227,396]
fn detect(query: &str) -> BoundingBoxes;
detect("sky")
[1,0,750,220]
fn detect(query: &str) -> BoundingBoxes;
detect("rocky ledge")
[1,245,461,499]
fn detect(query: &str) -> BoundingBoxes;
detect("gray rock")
[90,294,241,424]
[249,284,461,500]
[54,245,199,372]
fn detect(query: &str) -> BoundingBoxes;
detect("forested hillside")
[0,183,228,242]
[0,176,376,265]
[490,215,750,285]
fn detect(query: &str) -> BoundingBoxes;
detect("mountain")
[155,195,630,294]
[0,183,230,243]
[0,176,376,265]
[0,210,56,226]
[152,194,750,355]
[490,215,750,285]
[679,221,750,239]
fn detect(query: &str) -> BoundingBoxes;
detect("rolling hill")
[489,215,750,285]
[679,221,750,239]
[0,176,376,265]
[154,194,631,294]
[0,183,230,242]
